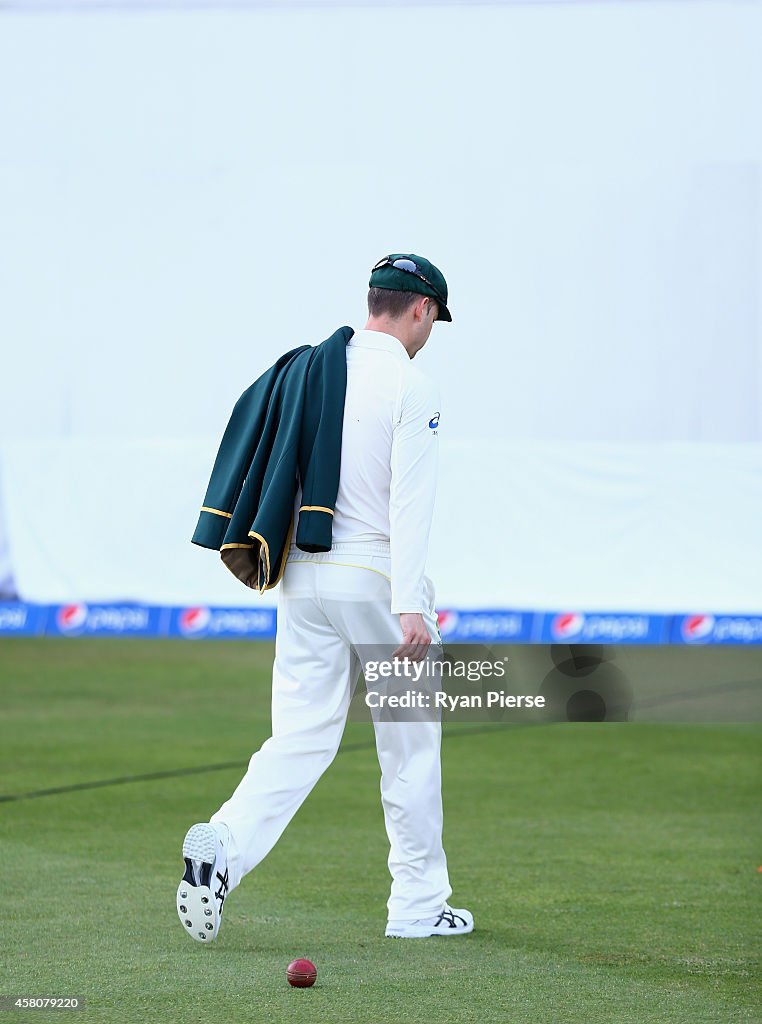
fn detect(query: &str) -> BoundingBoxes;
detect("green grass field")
[1,639,760,1024]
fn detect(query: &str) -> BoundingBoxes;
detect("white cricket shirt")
[330,328,441,614]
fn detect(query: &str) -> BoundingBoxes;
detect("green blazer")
[192,326,353,591]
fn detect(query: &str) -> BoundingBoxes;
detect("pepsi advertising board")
[0,602,47,636]
[535,612,670,645]
[436,609,533,643]
[0,604,761,643]
[46,603,164,637]
[167,606,276,639]
[672,614,762,645]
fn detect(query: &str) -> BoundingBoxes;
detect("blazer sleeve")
[192,346,310,550]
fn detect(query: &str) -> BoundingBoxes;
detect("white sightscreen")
[1,1,760,608]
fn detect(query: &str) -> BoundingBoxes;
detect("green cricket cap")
[369,253,452,322]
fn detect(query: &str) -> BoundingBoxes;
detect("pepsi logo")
[551,613,585,640]
[437,609,459,637]
[681,614,715,643]
[179,607,211,635]
[57,603,88,632]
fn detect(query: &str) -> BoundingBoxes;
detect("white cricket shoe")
[385,903,474,938]
[176,823,229,944]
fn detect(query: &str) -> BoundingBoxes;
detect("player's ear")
[417,296,432,322]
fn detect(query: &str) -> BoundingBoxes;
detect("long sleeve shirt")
[329,328,440,614]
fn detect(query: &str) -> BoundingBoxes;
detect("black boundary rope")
[1,679,758,805]
[0,724,510,804]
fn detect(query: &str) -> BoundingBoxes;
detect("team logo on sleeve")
[428,412,440,433]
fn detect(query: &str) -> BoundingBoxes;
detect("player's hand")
[394,613,431,662]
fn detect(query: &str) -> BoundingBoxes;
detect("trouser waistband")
[288,540,390,558]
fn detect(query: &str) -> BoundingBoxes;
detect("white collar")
[349,329,410,364]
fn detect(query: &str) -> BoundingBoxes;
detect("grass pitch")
[1,639,760,1023]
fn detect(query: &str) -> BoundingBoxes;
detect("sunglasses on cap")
[371,256,447,308]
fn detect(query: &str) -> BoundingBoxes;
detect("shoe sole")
[177,824,221,944]
[385,920,474,938]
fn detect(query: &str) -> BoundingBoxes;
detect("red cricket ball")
[286,958,317,988]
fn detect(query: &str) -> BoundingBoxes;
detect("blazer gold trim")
[299,505,335,516]
[247,530,271,589]
[201,506,233,519]
[270,516,294,589]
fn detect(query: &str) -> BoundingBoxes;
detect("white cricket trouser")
[210,541,452,921]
